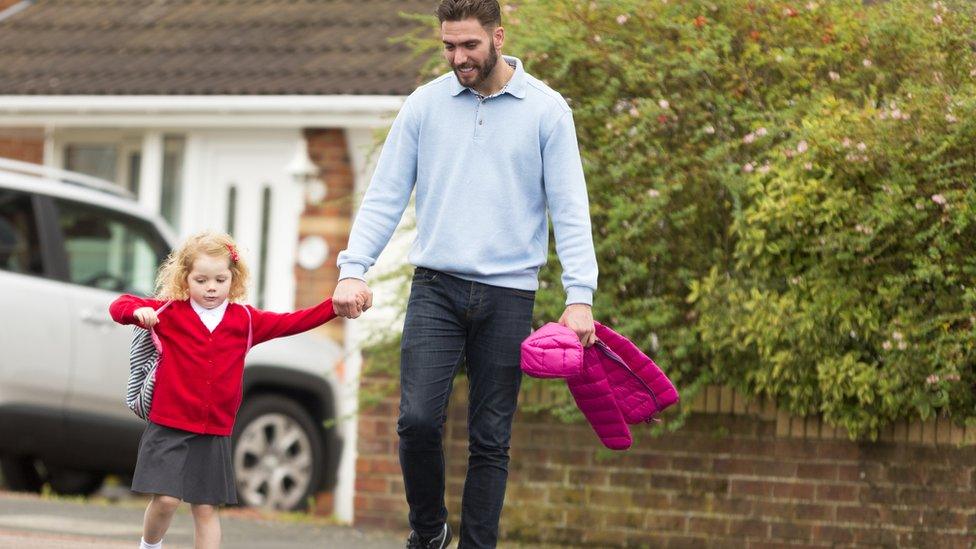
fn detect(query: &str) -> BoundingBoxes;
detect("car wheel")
[0,455,43,492]
[46,467,105,496]
[232,394,324,511]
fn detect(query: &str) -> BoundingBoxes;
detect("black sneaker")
[406,523,453,549]
[406,530,424,549]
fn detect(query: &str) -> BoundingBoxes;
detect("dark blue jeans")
[398,267,535,548]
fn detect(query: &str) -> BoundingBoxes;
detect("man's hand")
[134,307,159,329]
[559,303,596,347]
[333,278,373,319]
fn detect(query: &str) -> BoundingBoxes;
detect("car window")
[54,198,168,296]
[0,189,44,276]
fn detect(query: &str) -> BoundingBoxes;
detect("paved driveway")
[0,491,404,548]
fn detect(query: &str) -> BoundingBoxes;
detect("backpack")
[125,301,253,420]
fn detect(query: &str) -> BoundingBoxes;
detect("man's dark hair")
[435,0,502,29]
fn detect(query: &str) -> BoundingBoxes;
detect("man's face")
[441,18,501,91]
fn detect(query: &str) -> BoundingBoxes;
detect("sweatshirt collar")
[450,55,527,99]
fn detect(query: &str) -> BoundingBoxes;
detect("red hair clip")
[226,243,239,263]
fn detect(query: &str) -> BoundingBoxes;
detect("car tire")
[47,467,105,496]
[0,455,43,492]
[232,394,325,511]
[0,455,106,496]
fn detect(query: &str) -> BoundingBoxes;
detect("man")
[333,1,597,547]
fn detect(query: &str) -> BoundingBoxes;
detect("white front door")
[184,132,302,311]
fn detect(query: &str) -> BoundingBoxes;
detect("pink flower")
[743,133,756,144]
[758,163,770,174]
[617,14,629,24]
[803,162,813,170]
[647,188,661,198]
[658,99,670,109]
[946,113,958,123]
[863,59,873,68]
[743,162,755,173]
[629,107,640,117]
[883,340,892,350]
[829,71,840,81]
[857,142,867,151]
[933,15,943,25]
[926,374,940,385]
[796,140,809,154]
[756,127,768,137]
[932,194,947,205]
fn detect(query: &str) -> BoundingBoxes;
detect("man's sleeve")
[336,98,420,280]
[542,109,598,306]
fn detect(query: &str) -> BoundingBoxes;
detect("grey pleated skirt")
[131,421,237,505]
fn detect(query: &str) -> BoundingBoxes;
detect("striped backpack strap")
[125,300,173,420]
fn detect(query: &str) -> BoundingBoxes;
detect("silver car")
[0,158,342,511]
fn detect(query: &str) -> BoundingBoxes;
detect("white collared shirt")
[189,298,228,333]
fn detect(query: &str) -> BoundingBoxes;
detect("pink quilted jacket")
[520,321,679,450]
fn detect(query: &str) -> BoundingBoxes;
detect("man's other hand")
[559,303,596,347]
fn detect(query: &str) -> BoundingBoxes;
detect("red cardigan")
[110,296,336,435]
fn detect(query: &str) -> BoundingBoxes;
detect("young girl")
[109,231,338,549]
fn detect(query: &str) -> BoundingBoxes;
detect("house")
[0,0,436,522]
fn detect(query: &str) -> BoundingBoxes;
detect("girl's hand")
[134,307,160,328]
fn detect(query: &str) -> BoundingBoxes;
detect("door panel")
[193,136,302,312]
[52,197,168,419]
[0,190,72,409]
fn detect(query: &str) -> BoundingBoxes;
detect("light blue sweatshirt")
[337,56,598,305]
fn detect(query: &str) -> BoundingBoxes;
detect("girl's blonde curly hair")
[154,231,249,302]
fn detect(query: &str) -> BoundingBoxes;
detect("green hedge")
[483,0,976,438]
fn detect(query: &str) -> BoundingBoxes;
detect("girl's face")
[187,253,232,309]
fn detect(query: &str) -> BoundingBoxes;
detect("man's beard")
[454,46,498,90]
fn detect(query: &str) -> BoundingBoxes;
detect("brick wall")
[296,128,356,514]
[0,130,43,164]
[356,381,976,547]
[297,128,355,343]
[354,371,408,530]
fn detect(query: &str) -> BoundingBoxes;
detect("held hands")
[559,303,596,347]
[333,278,373,319]
[133,307,160,329]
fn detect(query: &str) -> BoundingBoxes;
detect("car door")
[51,197,169,420]
[0,189,73,415]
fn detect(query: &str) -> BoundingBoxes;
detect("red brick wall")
[0,132,43,164]
[297,128,355,343]
[296,128,356,514]
[356,381,976,547]
[354,372,408,529]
